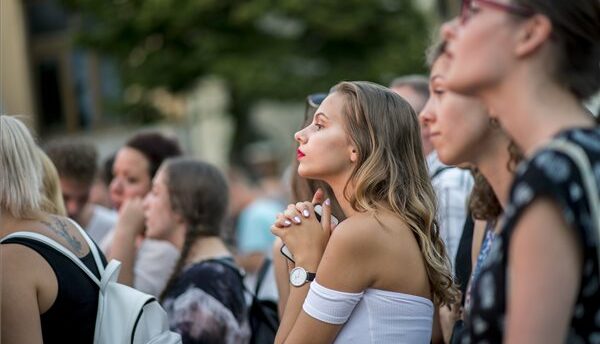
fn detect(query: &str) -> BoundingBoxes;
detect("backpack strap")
[0,231,101,286]
[254,258,272,296]
[65,218,105,275]
[545,139,600,271]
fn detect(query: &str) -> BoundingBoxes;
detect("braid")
[157,158,230,302]
[159,225,203,302]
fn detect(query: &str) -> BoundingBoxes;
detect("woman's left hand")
[271,198,333,269]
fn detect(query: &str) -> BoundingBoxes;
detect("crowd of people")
[1,0,599,343]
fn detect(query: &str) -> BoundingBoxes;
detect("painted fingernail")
[293,216,302,224]
[325,198,331,206]
[284,220,292,227]
[303,209,310,217]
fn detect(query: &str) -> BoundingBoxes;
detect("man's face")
[60,177,91,222]
[391,85,433,156]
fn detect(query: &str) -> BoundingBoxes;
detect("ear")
[349,147,358,163]
[173,211,186,226]
[514,14,553,58]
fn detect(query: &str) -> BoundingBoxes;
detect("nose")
[109,177,123,203]
[441,18,459,42]
[65,200,81,218]
[109,177,121,194]
[142,194,150,211]
[419,98,437,128]
[294,128,308,145]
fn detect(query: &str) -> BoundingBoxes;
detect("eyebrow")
[430,75,443,83]
[314,112,329,121]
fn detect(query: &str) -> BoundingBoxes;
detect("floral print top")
[465,127,600,343]
[162,258,251,344]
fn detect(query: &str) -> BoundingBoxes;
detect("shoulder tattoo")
[41,217,84,255]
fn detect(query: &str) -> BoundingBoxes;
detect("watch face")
[290,267,308,287]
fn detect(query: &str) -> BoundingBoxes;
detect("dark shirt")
[465,127,600,343]
[1,237,106,343]
[162,258,250,344]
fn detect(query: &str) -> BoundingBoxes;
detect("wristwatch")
[289,267,316,287]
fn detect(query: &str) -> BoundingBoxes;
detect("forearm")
[275,259,318,344]
[275,283,311,344]
[109,228,138,286]
[273,241,291,316]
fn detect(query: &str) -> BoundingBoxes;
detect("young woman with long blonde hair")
[271,81,457,343]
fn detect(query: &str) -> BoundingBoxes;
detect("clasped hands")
[271,189,337,269]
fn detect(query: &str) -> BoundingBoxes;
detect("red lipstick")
[297,148,305,160]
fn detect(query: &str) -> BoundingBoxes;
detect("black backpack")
[212,258,279,344]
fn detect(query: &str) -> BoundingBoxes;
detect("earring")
[489,117,501,128]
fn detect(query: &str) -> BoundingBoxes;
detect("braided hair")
[158,158,229,301]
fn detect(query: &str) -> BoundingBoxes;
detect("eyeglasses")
[460,0,534,24]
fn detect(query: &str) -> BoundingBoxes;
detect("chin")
[437,150,461,167]
[297,165,313,179]
[445,70,482,98]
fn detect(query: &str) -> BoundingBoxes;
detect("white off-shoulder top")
[303,280,433,343]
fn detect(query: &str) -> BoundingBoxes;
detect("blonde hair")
[333,81,457,305]
[38,148,67,216]
[0,115,43,219]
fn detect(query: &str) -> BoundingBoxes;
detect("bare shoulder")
[329,211,411,249]
[1,239,55,343]
[328,213,382,250]
[319,211,424,293]
[316,215,382,291]
[1,242,55,293]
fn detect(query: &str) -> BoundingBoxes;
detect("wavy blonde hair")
[333,81,457,305]
[38,148,67,216]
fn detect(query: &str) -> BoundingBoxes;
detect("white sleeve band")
[302,280,364,325]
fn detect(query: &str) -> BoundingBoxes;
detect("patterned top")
[465,127,600,343]
[162,258,251,344]
[464,222,496,318]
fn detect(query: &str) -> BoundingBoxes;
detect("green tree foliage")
[62,0,431,150]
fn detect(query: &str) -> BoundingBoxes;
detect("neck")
[325,170,360,218]
[475,141,513,209]
[77,204,95,228]
[187,236,231,265]
[478,70,594,157]
[0,210,43,236]
[0,211,17,236]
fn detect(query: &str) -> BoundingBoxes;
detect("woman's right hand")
[271,189,331,269]
[116,197,146,239]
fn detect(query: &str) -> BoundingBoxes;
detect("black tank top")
[1,237,107,343]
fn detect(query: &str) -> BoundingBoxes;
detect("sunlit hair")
[0,115,43,219]
[333,81,457,305]
[38,148,67,216]
[159,157,230,301]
